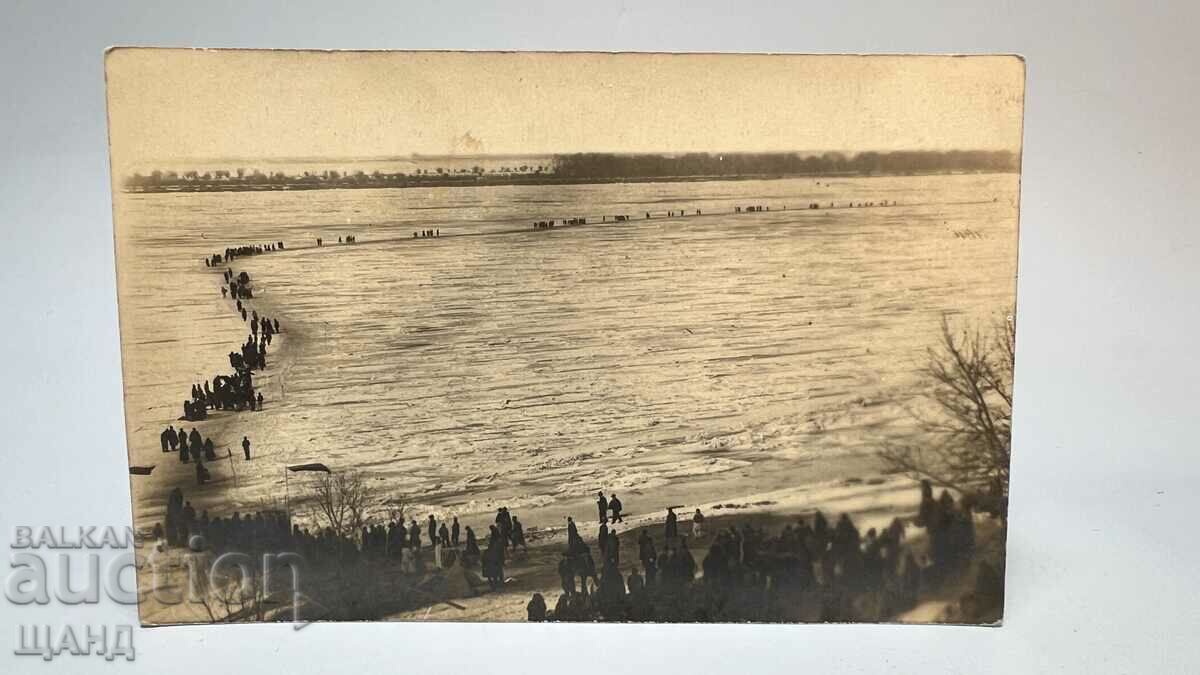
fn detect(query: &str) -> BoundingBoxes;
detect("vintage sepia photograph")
[105,50,1023,626]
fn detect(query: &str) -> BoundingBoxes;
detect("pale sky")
[105,50,1024,173]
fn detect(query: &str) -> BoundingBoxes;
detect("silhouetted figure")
[598,561,625,617]
[916,480,938,528]
[451,517,460,547]
[637,529,656,578]
[482,525,507,586]
[558,553,576,595]
[464,526,479,557]
[609,494,624,523]
[567,516,585,554]
[395,521,408,556]
[597,492,608,524]
[665,507,678,541]
[606,530,620,566]
[677,537,696,581]
[527,593,547,622]
[242,436,251,460]
[510,516,527,552]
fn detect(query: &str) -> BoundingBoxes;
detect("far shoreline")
[122,170,1019,195]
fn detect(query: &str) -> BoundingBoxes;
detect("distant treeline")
[123,164,549,192]
[552,150,1019,179]
[122,150,1018,193]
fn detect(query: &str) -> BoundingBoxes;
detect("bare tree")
[881,312,1014,519]
[307,471,370,541]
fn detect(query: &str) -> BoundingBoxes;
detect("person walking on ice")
[609,493,624,523]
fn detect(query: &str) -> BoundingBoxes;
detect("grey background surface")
[1,1,1197,672]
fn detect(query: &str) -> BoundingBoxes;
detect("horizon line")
[128,147,1019,167]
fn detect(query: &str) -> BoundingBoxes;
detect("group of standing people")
[160,425,218,463]
[533,483,980,623]
[158,424,252,486]
[157,487,289,555]
[352,508,529,588]
[223,269,254,300]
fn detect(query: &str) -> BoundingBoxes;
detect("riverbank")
[122,169,1018,195]
[135,471,941,625]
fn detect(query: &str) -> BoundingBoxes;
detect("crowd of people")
[531,482,984,623]
[155,485,542,581]
[154,477,992,623]
[158,487,291,553]
[412,229,440,238]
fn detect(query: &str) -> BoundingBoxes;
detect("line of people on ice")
[194,293,279,417]
[180,369,262,420]
[531,483,981,623]
[169,260,281,445]
[189,368,250,416]
[232,331,270,372]
[154,252,284,499]
[205,242,284,267]
[532,217,589,229]
[412,229,440,238]
[534,209,719,229]
[222,269,254,301]
[725,201,896,215]
[246,312,278,345]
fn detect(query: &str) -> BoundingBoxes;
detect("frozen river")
[114,173,1019,528]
